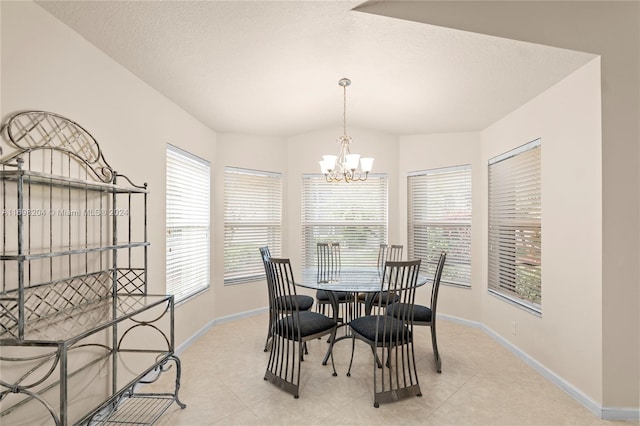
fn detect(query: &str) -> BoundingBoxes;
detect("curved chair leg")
[346,335,356,377]
[430,324,441,373]
[327,328,338,377]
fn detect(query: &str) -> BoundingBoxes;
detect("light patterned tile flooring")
[147,313,636,426]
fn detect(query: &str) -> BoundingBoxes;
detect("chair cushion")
[275,295,314,311]
[276,311,337,341]
[386,303,432,323]
[316,290,350,301]
[349,315,411,345]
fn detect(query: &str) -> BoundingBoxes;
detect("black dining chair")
[387,252,446,373]
[347,259,422,407]
[315,242,352,323]
[260,246,314,352]
[358,244,404,315]
[263,257,337,398]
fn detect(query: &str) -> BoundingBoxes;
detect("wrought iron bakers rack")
[0,111,185,425]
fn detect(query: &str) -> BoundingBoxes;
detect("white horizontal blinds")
[302,174,387,269]
[488,139,541,313]
[224,167,282,284]
[166,144,210,302]
[407,165,472,286]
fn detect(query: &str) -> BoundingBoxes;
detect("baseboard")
[601,407,640,421]
[438,313,640,421]
[175,306,268,355]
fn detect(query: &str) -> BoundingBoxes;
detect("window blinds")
[224,167,282,284]
[166,144,210,302]
[407,165,472,286]
[488,139,541,313]
[302,174,387,269]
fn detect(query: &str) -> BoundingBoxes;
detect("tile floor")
[149,313,636,425]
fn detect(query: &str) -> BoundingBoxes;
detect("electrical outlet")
[511,321,517,336]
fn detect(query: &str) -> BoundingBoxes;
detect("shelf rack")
[0,111,185,425]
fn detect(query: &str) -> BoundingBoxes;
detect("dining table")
[296,266,429,365]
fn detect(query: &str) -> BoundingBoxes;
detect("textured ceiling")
[37,1,595,137]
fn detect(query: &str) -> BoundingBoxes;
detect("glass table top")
[296,267,429,293]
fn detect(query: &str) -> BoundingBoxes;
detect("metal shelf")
[0,294,173,343]
[0,169,148,193]
[90,394,176,426]
[0,242,149,261]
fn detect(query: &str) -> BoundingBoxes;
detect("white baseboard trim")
[175,307,268,355]
[601,407,640,421]
[438,313,640,421]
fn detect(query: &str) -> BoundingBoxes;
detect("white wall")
[0,1,217,346]
[399,58,603,406]
[481,58,603,404]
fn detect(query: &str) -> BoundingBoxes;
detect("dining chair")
[359,244,404,315]
[263,257,337,398]
[260,246,314,352]
[315,242,352,322]
[387,252,446,373]
[347,259,422,407]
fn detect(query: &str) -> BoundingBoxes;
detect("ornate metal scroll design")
[0,348,62,425]
[116,299,172,351]
[2,111,115,183]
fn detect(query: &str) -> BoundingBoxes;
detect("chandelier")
[319,78,374,183]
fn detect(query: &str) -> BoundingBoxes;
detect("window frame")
[487,138,542,314]
[165,144,211,303]
[407,164,472,287]
[223,166,282,285]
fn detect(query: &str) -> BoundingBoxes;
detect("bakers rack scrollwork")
[1,110,115,183]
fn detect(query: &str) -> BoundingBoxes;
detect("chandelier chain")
[343,83,347,137]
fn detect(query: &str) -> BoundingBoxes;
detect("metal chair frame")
[361,244,404,315]
[388,252,447,373]
[347,259,422,407]
[315,242,353,324]
[263,257,337,398]
[260,246,313,352]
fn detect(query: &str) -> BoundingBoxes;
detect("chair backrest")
[374,259,422,342]
[430,252,447,318]
[388,245,403,261]
[260,246,275,301]
[377,244,403,271]
[377,244,388,271]
[264,257,302,315]
[317,242,340,281]
[259,246,271,265]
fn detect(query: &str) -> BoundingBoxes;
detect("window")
[407,165,472,286]
[302,174,387,268]
[166,144,210,302]
[224,167,282,284]
[488,139,541,313]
